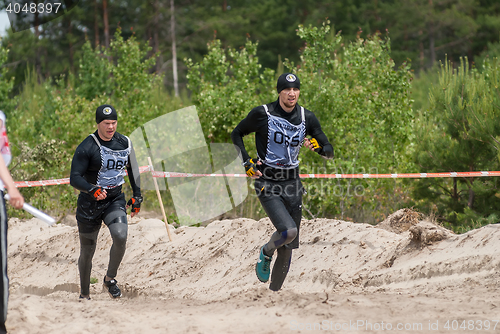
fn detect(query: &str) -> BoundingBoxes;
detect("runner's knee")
[108,216,128,245]
[274,227,298,248]
[79,230,99,248]
[285,227,298,244]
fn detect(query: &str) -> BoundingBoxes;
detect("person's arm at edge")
[0,117,24,209]
[0,153,24,209]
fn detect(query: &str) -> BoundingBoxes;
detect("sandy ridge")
[4,214,500,333]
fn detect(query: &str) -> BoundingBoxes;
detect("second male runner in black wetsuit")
[70,104,142,299]
[231,73,333,291]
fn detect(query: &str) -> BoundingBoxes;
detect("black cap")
[96,104,117,124]
[277,73,300,93]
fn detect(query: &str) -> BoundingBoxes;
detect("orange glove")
[127,196,143,214]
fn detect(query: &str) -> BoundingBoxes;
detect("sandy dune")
[4,210,500,333]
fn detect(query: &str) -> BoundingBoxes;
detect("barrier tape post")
[147,157,173,242]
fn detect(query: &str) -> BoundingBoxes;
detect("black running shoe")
[103,277,122,298]
[79,295,91,300]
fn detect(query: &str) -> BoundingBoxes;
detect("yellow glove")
[243,158,258,177]
[310,138,322,151]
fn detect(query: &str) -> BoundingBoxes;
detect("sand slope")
[5,213,500,333]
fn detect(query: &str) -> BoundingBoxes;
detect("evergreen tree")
[375,0,479,71]
[413,57,500,230]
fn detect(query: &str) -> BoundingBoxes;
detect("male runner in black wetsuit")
[231,73,333,291]
[70,104,142,299]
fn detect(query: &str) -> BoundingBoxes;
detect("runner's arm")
[126,142,141,197]
[306,112,334,159]
[69,141,95,193]
[231,107,263,162]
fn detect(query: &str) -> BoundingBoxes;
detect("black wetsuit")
[231,99,333,290]
[70,130,141,296]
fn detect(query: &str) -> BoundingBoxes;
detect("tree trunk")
[428,0,436,68]
[94,0,100,48]
[468,185,475,209]
[34,10,41,80]
[44,47,50,79]
[68,18,74,73]
[171,0,179,97]
[153,0,160,73]
[419,30,424,69]
[453,178,458,200]
[373,0,380,21]
[429,23,436,67]
[103,0,110,48]
[467,163,475,207]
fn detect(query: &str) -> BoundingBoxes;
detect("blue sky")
[0,10,9,37]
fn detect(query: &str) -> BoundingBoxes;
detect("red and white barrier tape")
[15,178,71,187]
[14,166,151,188]
[151,171,500,179]
[14,167,500,188]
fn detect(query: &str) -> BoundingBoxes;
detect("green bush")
[187,20,415,223]
[7,29,188,220]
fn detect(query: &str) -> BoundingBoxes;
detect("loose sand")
[4,209,500,333]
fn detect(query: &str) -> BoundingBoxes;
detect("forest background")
[1,0,500,233]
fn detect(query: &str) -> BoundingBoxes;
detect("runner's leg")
[78,229,100,296]
[269,247,292,291]
[284,180,303,250]
[260,195,298,256]
[260,180,302,255]
[263,228,297,256]
[104,215,128,279]
[269,179,302,291]
[261,179,303,290]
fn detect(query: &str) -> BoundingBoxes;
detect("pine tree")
[413,57,500,230]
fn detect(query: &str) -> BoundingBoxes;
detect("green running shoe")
[256,246,272,282]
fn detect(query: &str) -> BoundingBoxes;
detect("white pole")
[147,157,173,241]
[4,194,55,226]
